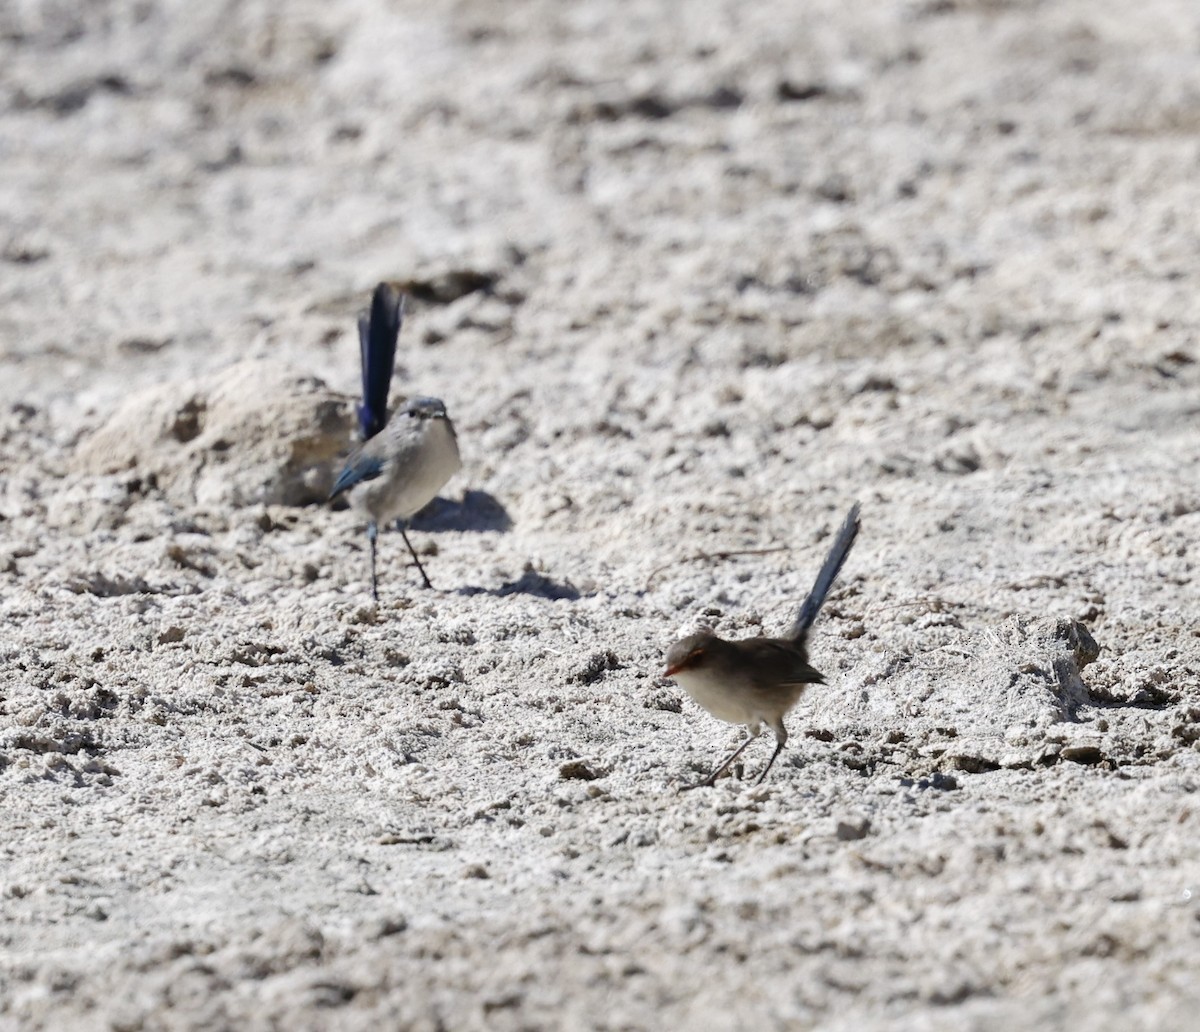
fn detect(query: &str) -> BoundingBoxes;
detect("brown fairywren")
[663,503,861,789]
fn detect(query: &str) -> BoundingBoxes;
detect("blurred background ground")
[1,1,1198,1029]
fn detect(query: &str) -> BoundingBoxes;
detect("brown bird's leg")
[396,520,434,589]
[681,734,758,791]
[753,724,790,786]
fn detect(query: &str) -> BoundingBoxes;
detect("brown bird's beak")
[664,656,695,678]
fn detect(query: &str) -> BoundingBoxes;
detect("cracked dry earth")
[1,0,1199,1029]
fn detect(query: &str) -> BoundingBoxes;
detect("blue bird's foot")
[396,521,435,590]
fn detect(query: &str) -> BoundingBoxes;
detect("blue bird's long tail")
[357,282,404,441]
[787,503,861,641]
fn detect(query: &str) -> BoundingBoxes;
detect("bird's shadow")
[410,491,579,599]
[411,489,512,533]
[456,564,582,601]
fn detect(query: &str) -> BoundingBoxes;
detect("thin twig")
[870,597,955,613]
[644,545,792,591]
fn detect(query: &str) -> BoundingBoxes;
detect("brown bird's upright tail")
[786,503,861,641]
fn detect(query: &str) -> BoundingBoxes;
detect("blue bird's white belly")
[356,417,461,524]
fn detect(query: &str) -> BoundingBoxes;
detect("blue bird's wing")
[330,450,386,499]
[356,283,403,441]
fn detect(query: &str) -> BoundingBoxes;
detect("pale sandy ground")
[2,0,1199,1029]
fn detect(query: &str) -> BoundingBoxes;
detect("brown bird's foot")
[679,736,758,791]
[753,740,786,786]
[679,772,721,792]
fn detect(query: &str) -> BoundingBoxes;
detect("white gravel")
[2,1,1198,1029]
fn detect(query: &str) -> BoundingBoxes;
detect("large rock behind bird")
[71,360,354,507]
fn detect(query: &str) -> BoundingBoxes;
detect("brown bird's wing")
[738,638,826,689]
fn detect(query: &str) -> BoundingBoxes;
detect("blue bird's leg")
[396,519,434,589]
[367,520,379,601]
